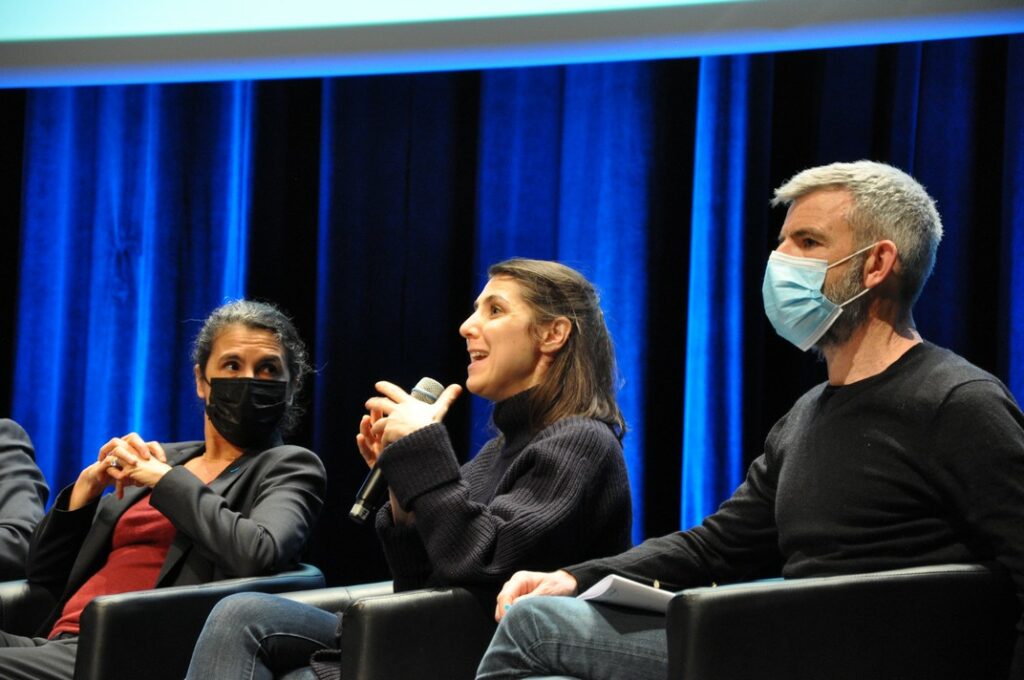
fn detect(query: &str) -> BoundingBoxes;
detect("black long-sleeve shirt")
[568,343,1024,675]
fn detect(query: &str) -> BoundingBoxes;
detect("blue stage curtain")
[681,54,774,531]
[474,62,653,542]
[12,83,252,490]
[5,35,1023,584]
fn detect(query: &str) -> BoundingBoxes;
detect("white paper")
[577,574,673,613]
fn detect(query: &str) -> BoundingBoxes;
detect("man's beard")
[815,256,870,351]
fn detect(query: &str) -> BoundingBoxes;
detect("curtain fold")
[682,55,756,531]
[12,84,251,489]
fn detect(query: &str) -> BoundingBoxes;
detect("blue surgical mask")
[762,243,876,351]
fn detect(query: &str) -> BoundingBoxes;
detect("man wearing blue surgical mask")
[475,161,1024,680]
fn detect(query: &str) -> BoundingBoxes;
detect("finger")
[374,381,410,402]
[147,441,168,463]
[97,438,121,461]
[495,573,528,619]
[430,384,463,421]
[355,434,376,467]
[359,415,373,439]
[115,478,125,500]
[370,418,388,440]
[364,397,396,417]
[112,444,140,468]
[122,433,150,460]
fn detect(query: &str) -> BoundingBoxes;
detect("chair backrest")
[666,563,1017,680]
[74,563,324,680]
[0,578,57,636]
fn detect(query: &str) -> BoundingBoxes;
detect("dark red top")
[49,493,176,638]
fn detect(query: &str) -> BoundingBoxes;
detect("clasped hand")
[71,433,170,510]
[356,380,462,468]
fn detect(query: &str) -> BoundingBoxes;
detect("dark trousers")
[0,630,78,680]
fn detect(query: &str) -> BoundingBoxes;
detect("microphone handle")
[349,468,385,524]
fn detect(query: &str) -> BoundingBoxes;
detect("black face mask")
[205,378,288,449]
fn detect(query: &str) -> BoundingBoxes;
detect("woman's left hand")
[365,381,462,448]
[109,437,172,493]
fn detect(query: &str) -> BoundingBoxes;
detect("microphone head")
[410,377,444,404]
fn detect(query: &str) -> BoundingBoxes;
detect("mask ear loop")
[826,241,878,270]
[826,241,880,308]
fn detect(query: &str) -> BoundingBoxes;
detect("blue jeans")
[475,596,668,680]
[184,592,339,680]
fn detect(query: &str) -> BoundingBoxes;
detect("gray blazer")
[26,439,325,632]
[0,419,49,579]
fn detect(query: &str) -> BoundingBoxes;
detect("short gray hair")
[772,160,943,309]
[192,299,311,434]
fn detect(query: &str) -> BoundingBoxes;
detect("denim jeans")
[475,596,668,680]
[184,592,339,680]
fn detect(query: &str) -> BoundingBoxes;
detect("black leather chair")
[666,563,1018,680]
[0,563,325,680]
[282,583,498,680]
[0,577,57,636]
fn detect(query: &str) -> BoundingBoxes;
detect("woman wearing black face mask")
[0,300,327,680]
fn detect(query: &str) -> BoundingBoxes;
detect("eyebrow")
[473,293,510,310]
[217,351,284,364]
[778,226,829,245]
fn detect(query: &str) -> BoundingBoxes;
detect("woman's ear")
[194,364,207,401]
[539,317,572,355]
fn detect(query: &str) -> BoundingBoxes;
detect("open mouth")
[469,350,488,364]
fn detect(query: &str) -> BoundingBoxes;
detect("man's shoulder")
[907,342,1004,392]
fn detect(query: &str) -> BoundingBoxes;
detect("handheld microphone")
[348,377,445,524]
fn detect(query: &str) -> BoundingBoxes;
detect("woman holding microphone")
[185,258,633,679]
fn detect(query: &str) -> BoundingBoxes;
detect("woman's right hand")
[69,433,167,510]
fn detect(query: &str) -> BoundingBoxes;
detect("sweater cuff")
[375,423,461,510]
[374,507,433,589]
[562,560,608,593]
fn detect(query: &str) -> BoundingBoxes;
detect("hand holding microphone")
[350,377,462,524]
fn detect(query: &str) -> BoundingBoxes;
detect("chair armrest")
[74,563,324,680]
[337,587,497,680]
[0,579,57,636]
[279,579,394,612]
[666,563,1017,680]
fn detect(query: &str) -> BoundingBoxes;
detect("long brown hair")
[488,258,626,440]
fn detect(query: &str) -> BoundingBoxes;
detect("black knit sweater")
[374,390,632,593]
[568,343,1024,673]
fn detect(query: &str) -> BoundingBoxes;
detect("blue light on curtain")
[557,63,651,544]
[475,63,652,543]
[471,67,564,451]
[681,56,748,530]
[13,83,253,492]
[1004,37,1024,400]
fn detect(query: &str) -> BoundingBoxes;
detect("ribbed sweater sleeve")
[375,399,631,591]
